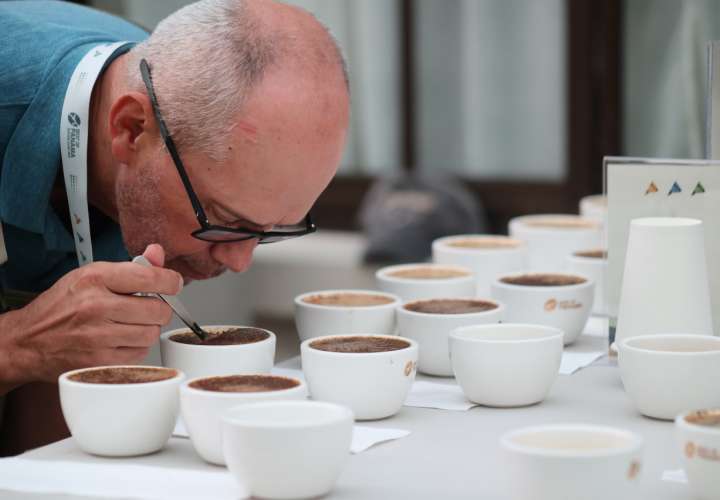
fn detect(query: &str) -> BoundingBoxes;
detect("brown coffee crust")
[303,293,394,307]
[387,267,469,279]
[574,250,608,259]
[189,375,299,393]
[404,299,498,315]
[170,327,270,346]
[310,336,410,353]
[524,218,598,229]
[448,238,521,249]
[685,409,720,427]
[501,274,587,287]
[68,367,177,384]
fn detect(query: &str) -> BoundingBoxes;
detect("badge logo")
[68,112,81,127]
[627,460,641,480]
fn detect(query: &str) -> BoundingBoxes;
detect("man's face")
[116,68,349,281]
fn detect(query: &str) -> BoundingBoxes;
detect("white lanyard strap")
[60,42,128,267]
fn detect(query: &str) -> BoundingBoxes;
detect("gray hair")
[127,0,347,161]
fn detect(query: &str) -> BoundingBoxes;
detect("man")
[0,0,349,454]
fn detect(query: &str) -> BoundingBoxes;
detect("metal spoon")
[132,255,208,341]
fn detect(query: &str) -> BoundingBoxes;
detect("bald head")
[126,0,348,161]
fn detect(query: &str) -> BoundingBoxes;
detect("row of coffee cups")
[502,411,719,500]
[59,365,351,499]
[432,209,608,315]
[295,267,596,375]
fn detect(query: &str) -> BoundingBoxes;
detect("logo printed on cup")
[544,299,557,312]
[544,298,583,312]
[627,461,641,480]
[403,360,417,377]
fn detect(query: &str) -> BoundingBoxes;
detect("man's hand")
[0,244,182,392]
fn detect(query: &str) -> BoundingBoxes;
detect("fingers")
[74,347,153,367]
[142,243,165,267]
[104,324,163,348]
[105,296,173,326]
[86,261,183,296]
[75,323,163,349]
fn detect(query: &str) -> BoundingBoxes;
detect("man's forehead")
[235,120,259,143]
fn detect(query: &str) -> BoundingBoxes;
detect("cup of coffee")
[397,298,504,376]
[449,324,563,406]
[301,334,418,420]
[501,424,643,500]
[160,325,276,380]
[59,365,184,457]
[294,290,400,343]
[579,194,607,226]
[508,214,602,271]
[566,249,607,316]
[491,272,594,345]
[222,401,353,499]
[375,263,475,302]
[432,235,527,297]
[181,374,307,465]
[676,408,720,499]
[618,335,720,420]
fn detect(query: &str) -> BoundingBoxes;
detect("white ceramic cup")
[566,249,607,316]
[676,409,720,499]
[490,272,595,345]
[615,218,713,346]
[618,334,720,420]
[579,194,607,226]
[432,235,528,297]
[301,334,418,420]
[449,324,563,406]
[59,366,184,457]
[375,263,476,302]
[501,424,643,500]
[222,401,353,500]
[397,298,504,376]
[160,325,276,380]
[508,214,602,271]
[181,374,307,465]
[294,290,400,343]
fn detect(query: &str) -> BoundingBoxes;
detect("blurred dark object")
[358,173,486,264]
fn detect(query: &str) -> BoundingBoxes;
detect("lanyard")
[59,42,128,267]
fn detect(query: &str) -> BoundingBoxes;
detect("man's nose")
[210,239,259,272]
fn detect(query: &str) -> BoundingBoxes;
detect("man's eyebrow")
[213,203,268,230]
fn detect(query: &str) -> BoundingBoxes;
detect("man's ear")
[109,91,157,165]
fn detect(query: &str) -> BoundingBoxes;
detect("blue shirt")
[0,1,148,293]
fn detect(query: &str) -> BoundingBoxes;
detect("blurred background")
[72,0,720,359]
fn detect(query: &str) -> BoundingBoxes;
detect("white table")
[0,330,692,499]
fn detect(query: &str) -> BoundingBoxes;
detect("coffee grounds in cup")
[404,299,498,314]
[387,267,469,279]
[310,336,410,353]
[448,238,521,249]
[685,409,720,427]
[189,375,299,393]
[170,327,270,346]
[574,250,608,259]
[68,367,177,384]
[523,218,598,229]
[500,274,587,287]
[303,293,395,307]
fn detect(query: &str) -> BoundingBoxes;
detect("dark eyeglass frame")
[139,59,316,244]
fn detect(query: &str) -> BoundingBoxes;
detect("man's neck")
[87,53,128,223]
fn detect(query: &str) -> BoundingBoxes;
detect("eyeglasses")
[139,59,316,244]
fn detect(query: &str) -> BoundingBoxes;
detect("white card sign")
[605,157,720,336]
[707,41,720,159]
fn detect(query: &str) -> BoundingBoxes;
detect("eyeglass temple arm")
[140,59,210,226]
